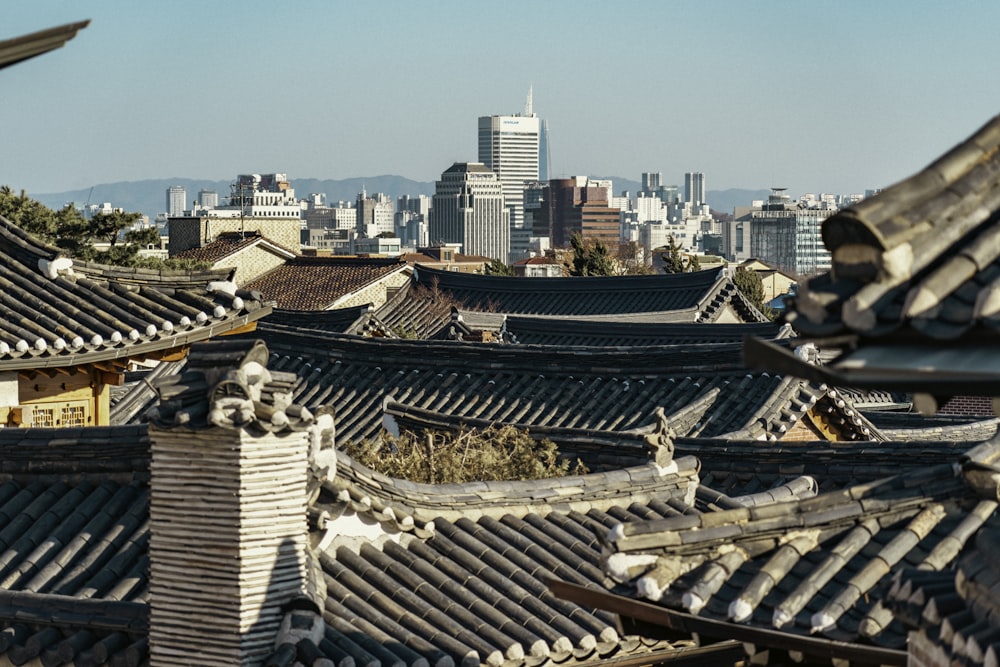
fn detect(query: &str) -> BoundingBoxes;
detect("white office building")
[166,186,186,217]
[429,163,510,262]
[478,89,541,237]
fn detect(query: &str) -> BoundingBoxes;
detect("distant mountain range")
[27,176,770,223]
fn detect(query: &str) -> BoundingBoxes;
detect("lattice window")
[61,404,87,427]
[30,407,55,428]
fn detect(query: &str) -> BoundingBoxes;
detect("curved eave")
[0,305,271,372]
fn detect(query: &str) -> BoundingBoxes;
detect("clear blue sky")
[3,1,1000,199]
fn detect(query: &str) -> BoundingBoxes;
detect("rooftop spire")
[525,85,533,117]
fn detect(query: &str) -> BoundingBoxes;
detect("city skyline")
[3,1,1000,199]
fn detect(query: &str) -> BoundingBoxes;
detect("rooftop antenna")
[524,85,533,117]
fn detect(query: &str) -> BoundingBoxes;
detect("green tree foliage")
[660,236,702,274]
[344,425,587,484]
[486,258,516,276]
[0,186,206,269]
[732,266,773,318]
[661,235,686,273]
[569,233,615,276]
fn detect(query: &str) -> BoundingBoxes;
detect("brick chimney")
[146,339,332,666]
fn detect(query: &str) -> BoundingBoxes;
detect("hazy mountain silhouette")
[28,176,769,223]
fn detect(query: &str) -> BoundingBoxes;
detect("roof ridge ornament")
[644,407,677,472]
[147,338,315,433]
[37,256,73,280]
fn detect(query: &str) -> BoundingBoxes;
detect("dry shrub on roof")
[345,425,587,484]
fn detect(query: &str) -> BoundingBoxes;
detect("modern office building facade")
[429,163,510,262]
[355,191,395,238]
[739,188,834,277]
[478,91,541,241]
[532,177,621,248]
[166,185,186,217]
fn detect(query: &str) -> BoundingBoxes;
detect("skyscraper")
[478,88,541,239]
[166,185,186,217]
[429,163,510,261]
[197,189,218,209]
[684,172,706,207]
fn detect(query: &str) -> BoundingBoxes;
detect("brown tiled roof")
[244,256,408,310]
[172,231,296,264]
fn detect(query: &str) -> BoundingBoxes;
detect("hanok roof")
[575,442,1000,664]
[0,20,89,70]
[244,255,410,310]
[265,304,381,335]
[884,445,1000,667]
[412,264,769,321]
[298,453,714,666]
[0,425,149,665]
[241,327,876,448]
[751,115,1000,395]
[863,410,1000,443]
[444,311,793,346]
[171,230,297,265]
[0,214,269,370]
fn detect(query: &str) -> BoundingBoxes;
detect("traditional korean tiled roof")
[750,115,1000,395]
[588,441,1000,664]
[684,437,980,496]
[878,442,1000,666]
[789,114,1000,342]
[0,19,89,70]
[110,360,184,425]
[0,425,150,665]
[264,304,383,335]
[443,311,793,346]
[0,214,270,370]
[382,391,885,476]
[244,256,409,310]
[412,264,769,322]
[245,327,859,448]
[863,410,1000,442]
[171,230,297,264]
[372,279,455,339]
[319,449,701,540]
[288,446,731,666]
[883,444,1000,667]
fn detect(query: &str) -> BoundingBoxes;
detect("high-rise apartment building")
[684,172,706,206]
[642,172,662,193]
[166,185,186,217]
[198,189,218,209]
[429,163,510,261]
[478,89,541,238]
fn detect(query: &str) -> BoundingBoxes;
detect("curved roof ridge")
[324,448,700,527]
[258,327,751,371]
